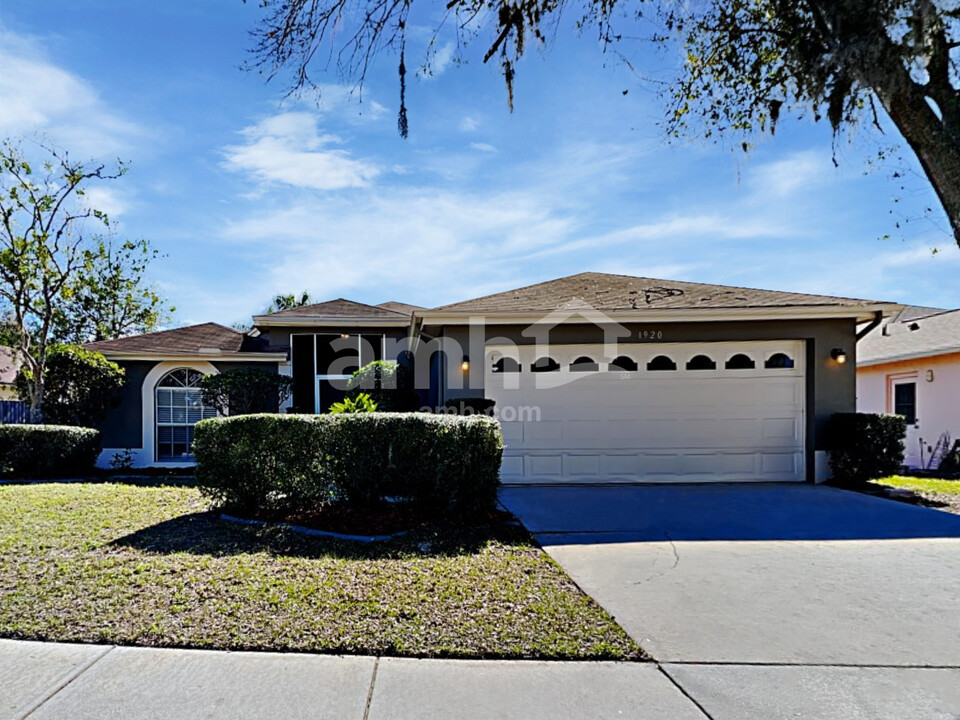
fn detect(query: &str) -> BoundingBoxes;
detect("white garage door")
[485,341,806,484]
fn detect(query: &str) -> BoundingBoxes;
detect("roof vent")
[909,322,921,331]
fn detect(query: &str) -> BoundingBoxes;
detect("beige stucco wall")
[857,352,960,469]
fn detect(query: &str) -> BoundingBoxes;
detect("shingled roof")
[262,298,409,320]
[377,301,424,316]
[859,308,960,365]
[85,323,279,357]
[432,272,888,314]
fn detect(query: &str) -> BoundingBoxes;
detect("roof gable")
[432,272,888,314]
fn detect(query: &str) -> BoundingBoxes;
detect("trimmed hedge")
[0,424,101,478]
[193,413,503,516]
[828,413,907,484]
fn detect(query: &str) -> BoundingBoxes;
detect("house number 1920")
[638,330,664,341]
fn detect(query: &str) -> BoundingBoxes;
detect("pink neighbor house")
[857,306,960,471]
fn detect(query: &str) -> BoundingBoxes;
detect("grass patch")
[872,475,960,495]
[0,480,643,660]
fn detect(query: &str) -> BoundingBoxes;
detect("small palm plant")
[329,392,378,414]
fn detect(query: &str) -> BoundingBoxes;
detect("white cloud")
[459,116,480,132]
[424,42,455,78]
[222,112,381,190]
[0,30,145,156]
[80,186,130,220]
[220,185,582,308]
[301,84,389,121]
[470,142,497,153]
[748,149,832,198]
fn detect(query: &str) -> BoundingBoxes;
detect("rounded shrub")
[0,424,101,478]
[828,412,907,484]
[193,412,503,516]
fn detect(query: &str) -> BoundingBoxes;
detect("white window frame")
[140,361,219,466]
[155,368,216,462]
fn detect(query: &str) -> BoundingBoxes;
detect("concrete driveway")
[500,483,960,718]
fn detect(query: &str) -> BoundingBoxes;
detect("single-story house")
[88,272,898,483]
[857,305,960,470]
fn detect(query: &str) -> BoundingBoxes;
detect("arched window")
[492,356,521,373]
[155,368,216,461]
[570,356,599,372]
[531,357,560,373]
[764,353,795,369]
[686,354,717,371]
[610,356,638,371]
[647,355,677,371]
[725,353,756,370]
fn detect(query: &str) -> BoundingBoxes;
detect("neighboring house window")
[725,353,756,370]
[686,354,716,371]
[610,356,638,371]
[492,357,521,373]
[531,357,560,373]
[765,353,795,369]
[155,368,216,461]
[893,381,918,425]
[647,355,677,371]
[570,356,599,372]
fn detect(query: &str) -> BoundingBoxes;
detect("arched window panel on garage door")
[531,356,560,373]
[764,352,795,369]
[647,355,678,371]
[609,355,638,371]
[491,355,521,373]
[725,353,756,370]
[686,354,717,371]
[570,356,600,372]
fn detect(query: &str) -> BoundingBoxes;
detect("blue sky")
[2,0,958,327]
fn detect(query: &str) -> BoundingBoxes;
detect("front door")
[890,375,920,467]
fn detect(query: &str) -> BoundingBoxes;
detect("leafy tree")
[15,344,125,427]
[249,0,960,245]
[0,140,158,419]
[198,368,294,416]
[52,237,172,343]
[265,291,312,314]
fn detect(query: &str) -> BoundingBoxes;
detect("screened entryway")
[155,368,216,461]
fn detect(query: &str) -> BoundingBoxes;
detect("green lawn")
[0,480,642,660]
[872,475,960,495]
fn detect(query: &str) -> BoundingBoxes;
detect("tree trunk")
[870,60,960,245]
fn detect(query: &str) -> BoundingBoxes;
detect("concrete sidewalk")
[1,640,703,720]
[6,639,960,720]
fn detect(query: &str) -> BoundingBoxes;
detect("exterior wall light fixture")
[831,348,847,364]
[461,356,470,372]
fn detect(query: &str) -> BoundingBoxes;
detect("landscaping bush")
[193,413,503,516]
[16,344,125,426]
[329,392,378,414]
[198,368,293,416]
[0,424,101,478]
[346,360,420,412]
[828,413,907,484]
